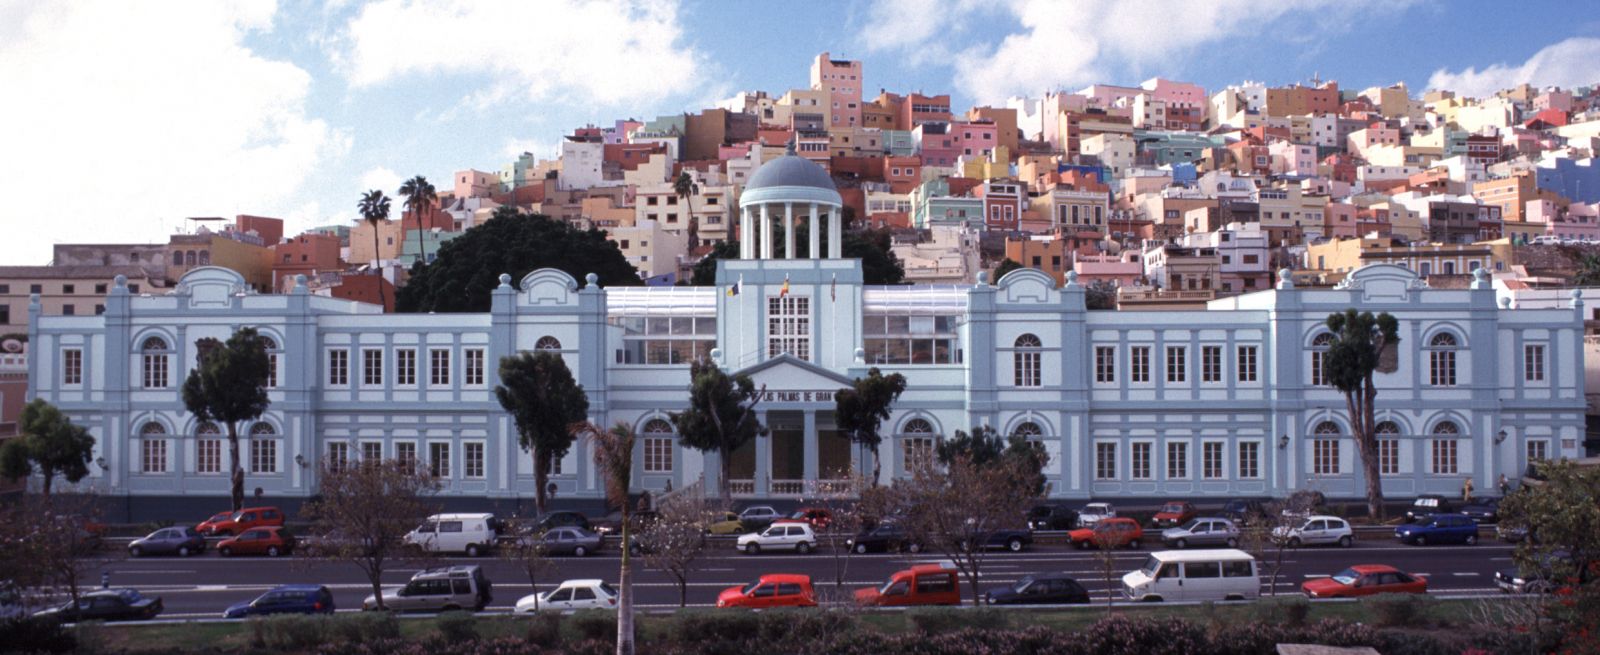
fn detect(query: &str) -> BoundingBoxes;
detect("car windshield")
[1086,504,1107,513]
[740,581,758,595]
[1331,568,1360,585]
[209,512,231,521]
[1161,504,1184,513]
[1178,519,1203,531]
[1011,576,1035,592]
[1415,498,1438,507]
[1141,556,1162,576]
[789,511,808,519]
[1029,506,1052,517]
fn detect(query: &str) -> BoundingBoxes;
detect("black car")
[1459,497,1501,523]
[34,589,162,622]
[1405,495,1453,522]
[536,511,591,533]
[1219,498,1266,526]
[1495,551,1578,594]
[847,523,923,554]
[961,529,1033,552]
[1027,504,1079,531]
[984,572,1091,605]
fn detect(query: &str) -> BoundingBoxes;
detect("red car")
[197,507,284,536]
[854,564,960,607]
[217,526,295,557]
[1069,517,1144,549]
[1152,501,1198,528]
[774,507,834,531]
[717,574,817,609]
[1301,564,1428,598]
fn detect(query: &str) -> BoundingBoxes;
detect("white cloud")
[0,0,344,265]
[501,138,553,160]
[337,0,704,107]
[359,166,404,195]
[1427,37,1600,100]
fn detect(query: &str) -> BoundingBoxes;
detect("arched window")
[141,337,170,388]
[1431,420,1461,474]
[1013,334,1042,387]
[139,422,168,473]
[1427,332,1458,387]
[534,336,562,352]
[1310,333,1335,386]
[196,423,222,474]
[185,251,196,267]
[260,336,280,389]
[249,422,278,474]
[642,418,674,473]
[1431,421,1459,435]
[1375,421,1401,475]
[900,418,936,473]
[1012,422,1043,438]
[198,250,211,266]
[1311,421,1341,476]
[140,422,166,436]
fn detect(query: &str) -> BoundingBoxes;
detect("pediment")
[732,354,854,391]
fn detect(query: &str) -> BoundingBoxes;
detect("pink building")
[1078,84,1144,108]
[951,120,998,159]
[810,52,862,128]
[1268,141,1318,177]
[1140,78,1206,109]
[1073,252,1143,286]
[913,122,960,167]
[1527,199,1600,240]
[453,170,498,198]
[1323,201,1359,239]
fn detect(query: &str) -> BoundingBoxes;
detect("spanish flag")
[779,274,790,297]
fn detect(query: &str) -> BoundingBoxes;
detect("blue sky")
[2,0,1598,265]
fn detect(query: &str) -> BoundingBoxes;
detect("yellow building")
[348,219,405,266]
[166,233,272,291]
[1303,237,1513,278]
[961,145,1011,180]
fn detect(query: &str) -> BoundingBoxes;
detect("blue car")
[223,585,336,619]
[1394,513,1479,546]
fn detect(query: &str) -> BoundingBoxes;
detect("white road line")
[1452,572,1479,576]
[1303,574,1329,578]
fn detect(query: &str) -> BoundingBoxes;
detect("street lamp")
[1494,429,1508,445]
[1278,434,1290,449]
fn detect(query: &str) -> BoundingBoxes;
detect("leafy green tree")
[1497,460,1600,650]
[357,189,393,310]
[690,239,740,286]
[673,171,700,251]
[1572,253,1600,287]
[585,421,636,655]
[671,358,767,502]
[1084,280,1119,310]
[495,352,590,515]
[182,327,271,511]
[1323,309,1400,521]
[398,175,439,265]
[0,399,95,495]
[834,368,906,485]
[993,258,1024,281]
[847,228,905,284]
[935,425,1049,496]
[397,207,641,313]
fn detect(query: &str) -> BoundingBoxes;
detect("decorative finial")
[497,273,512,288]
[785,136,797,157]
[1571,288,1584,309]
[1498,296,1511,309]
[1276,268,1295,290]
[1065,270,1080,288]
[113,274,128,288]
[853,347,866,364]
[1470,267,1490,289]
[710,348,723,365]
[585,272,599,287]
[976,270,989,286]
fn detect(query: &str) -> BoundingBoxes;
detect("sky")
[2,0,1599,265]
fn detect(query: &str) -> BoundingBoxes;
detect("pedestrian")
[1498,473,1510,497]
[100,571,109,590]
[1462,477,1474,502]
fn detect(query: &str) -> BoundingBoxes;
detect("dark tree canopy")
[397,208,641,313]
[1324,309,1401,521]
[0,399,95,495]
[690,239,740,286]
[671,358,766,501]
[182,327,271,511]
[993,258,1023,281]
[834,367,906,485]
[495,351,590,514]
[1084,280,1119,310]
[936,425,1049,496]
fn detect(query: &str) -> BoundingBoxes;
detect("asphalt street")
[74,536,1519,618]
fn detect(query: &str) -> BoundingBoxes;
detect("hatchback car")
[223,585,335,618]
[363,565,493,612]
[984,572,1090,605]
[776,507,833,531]
[1068,517,1143,549]
[218,526,295,557]
[1459,497,1501,523]
[1301,565,1427,598]
[1161,517,1240,549]
[1395,513,1479,546]
[1272,515,1354,548]
[197,506,285,536]
[536,511,591,533]
[1495,552,1578,594]
[1219,499,1266,526]
[34,589,162,622]
[1405,495,1453,522]
[1152,501,1198,528]
[847,522,923,554]
[718,574,817,608]
[706,511,745,535]
[738,522,817,554]
[738,505,781,531]
[530,527,605,557]
[1077,502,1117,527]
[1027,504,1079,531]
[129,527,207,557]
[515,579,618,613]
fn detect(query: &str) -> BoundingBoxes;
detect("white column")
[739,206,753,259]
[828,208,842,259]
[760,203,773,259]
[808,203,820,259]
[784,202,795,260]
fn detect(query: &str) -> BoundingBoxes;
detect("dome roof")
[745,153,837,192]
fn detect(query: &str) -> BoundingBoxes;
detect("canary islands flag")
[779,274,790,297]
[726,279,741,297]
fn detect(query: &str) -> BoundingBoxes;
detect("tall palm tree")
[585,421,636,655]
[398,175,439,266]
[356,189,391,311]
[673,170,699,252]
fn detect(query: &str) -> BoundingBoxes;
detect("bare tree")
[896,455,1039,607]
[499,533,554,612]
[300,459,439,611]
[0,493,103,607]
[803,475,871,606]
[1239,499,1298,597]
[636,495,716,607]
[1092,530,1123,615]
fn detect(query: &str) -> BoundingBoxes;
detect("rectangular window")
[1237,346,1258,382]
[1237,441,1260,479]
[464,348,485,386]
[141,438,167,473]
[1094,346,1116,383]
[328,442,349,473]
[1431,439,1458,474]
[1166,346,1186,383]
[1095,442,1117,480]
[1379,439,1400,475]
[1201,346,1221,383]
[361,441,383,463]
[1313,439,1340,475]
[250,438,278,474]
[1311,351,1327,386]
[1202,442,1224,479]
[1429,350,1456,386]
[1131,442,1152,479]
[143,353,168,388]
[63,348,82,385]
[396,349,417,386]
[644,437,673,473]
[1524,344,1545,382]
[1014,348,1041,387]
[1526,439,1548,464]
[429,442,450,477]
[430,349,452,386]
[266,353,278,389]
[327,349,348,386]
[396,442,418,470]
[902,437,935,472]
[1130,346,1151,383]
[766,296,811,360]
[1166,442,1188,479]
[463,442,485,478]
[362,349,383,386]
[197,439,221,474]
[860,314,959,366]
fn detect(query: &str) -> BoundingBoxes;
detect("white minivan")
[1121,549,1260,602]
[405,513,498,556]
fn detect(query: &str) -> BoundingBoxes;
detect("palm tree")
[585,421,636,655]
[673,170,699,253]
[398,175,439,266]
[356,189,391,311]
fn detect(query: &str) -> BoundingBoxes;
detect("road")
[76,535,1517,618]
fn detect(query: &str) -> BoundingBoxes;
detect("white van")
[405,513,498,556]
[1121,549,1260,602]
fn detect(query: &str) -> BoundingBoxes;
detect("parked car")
[847,522,923,554]
[535,511,591,533]
[223,585,335,618]
[405,513,498,556]
[1123,549,1260,602]
[1280,490,1327,520]
[1219,499,1266,526]
[1301,565,1427,598]
[592,509,659,536]
[218,526,295,557]
[1394,513,1479,546]
[1272,515,1354,548]
[706,511,745,535]
[1405,495,1453,522]
[1069,517,1143,549]
[984,572,1090,605]
[0,584,22,621]
[297,529,371,558]
[775,507,833,531]
[1152,501,1198,528]
[737,522,816,554]
[1161,518,1241,549]
[960,528,1033,552]
[855,564,960,607]
[717,574,817,608]
[363,565,493,612]
[1459,497,1501,523]
[528,527,605,557]
[515,579,618,613]
[129,527,207,557]
[1027,504,1079,531]
[1497,524,1534,543]
[34,589,162,622]
[1495,552,1578,594]
[738,505,781,531]
[1077,502,1116,527]
[196,507,284,536]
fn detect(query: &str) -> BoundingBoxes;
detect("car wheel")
[907,542,923,554]
[1225,538,1238,548]
[853,543,868,554]
[1007,538,1024,552]
[1465,534,1477,546]
[796,542,813,554]
[574,546,588,558]
[1338,536,1352,548]
[1175,538,1188,549]
[1128,539,1141,549]
[220,546,232,557]
[1415,536,1427,547]
[465,544,482,558]
[1075,540,1088,550]
[267,546,281,558]
[1287,537,1301,548]
[178,546,191,557]
[129,546,143,558]
[744,543,760,555]
[442,604,460,612]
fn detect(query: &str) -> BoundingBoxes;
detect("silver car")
[1160,517,1240,549]
[362,565,493,612]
